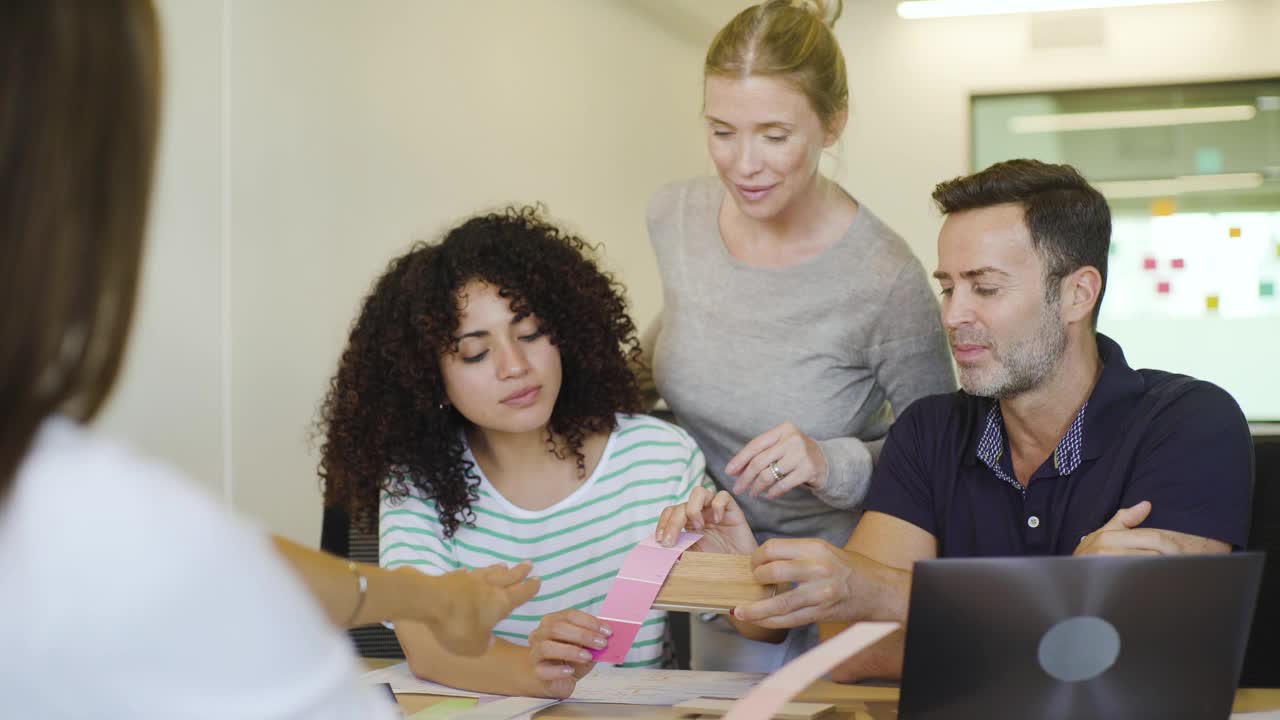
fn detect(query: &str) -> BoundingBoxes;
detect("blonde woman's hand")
[726,421,830,499]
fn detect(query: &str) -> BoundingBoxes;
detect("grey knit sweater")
[642,177,956,547]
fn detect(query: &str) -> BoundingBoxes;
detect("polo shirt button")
[1027,516,1041,528]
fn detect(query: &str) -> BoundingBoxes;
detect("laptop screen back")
[899,554,1263,720]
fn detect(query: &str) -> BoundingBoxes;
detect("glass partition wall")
[972,79,1280,421]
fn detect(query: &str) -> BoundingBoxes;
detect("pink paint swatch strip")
[599,580,661,619]
[617,545,680,584]
[591,620,643,664]
[590,531,702,663]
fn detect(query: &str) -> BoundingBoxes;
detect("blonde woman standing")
[642,0,955,671]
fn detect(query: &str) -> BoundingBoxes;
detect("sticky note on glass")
[1206,295,1220,311]
[591,532,701,664]
[1194,147,1225,175]
[1157,281,1171,295]
[1171,258,1185,270]
[1261,282,1275,298]
[1142,257,1157,270]
[1150,199,1177,216]
[1229,227,1242,238]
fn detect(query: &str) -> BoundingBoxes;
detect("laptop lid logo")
[1037,616,1121,682]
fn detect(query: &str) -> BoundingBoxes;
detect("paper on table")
[722,622,902,720]
[444,697,560,720]
[408,698,479,719]
[362,662,499,700]
[574,664,766,705]
[362,662,766,705]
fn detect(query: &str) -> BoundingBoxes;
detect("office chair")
[320,504,406,658]
[1241,431,1280,687]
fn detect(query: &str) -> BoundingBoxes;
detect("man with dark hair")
[931,159,1112,327]
[684,159,1253,679]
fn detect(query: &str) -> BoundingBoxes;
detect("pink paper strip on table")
[721,621,902,720]
[590,532,702,664]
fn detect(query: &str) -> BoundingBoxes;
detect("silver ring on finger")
[769,460,786,482]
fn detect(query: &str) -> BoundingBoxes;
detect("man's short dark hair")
[932,159,1111,326]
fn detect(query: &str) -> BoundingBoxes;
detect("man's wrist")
[837,549,907,624]
[868,557,910,622]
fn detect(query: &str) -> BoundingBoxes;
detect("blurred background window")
[972,78,1280,421]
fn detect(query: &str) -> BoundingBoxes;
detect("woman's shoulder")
[836,199,934,292]
[646,176,721,226]
[842,201,915,262]
[13,419,277,572]
[613,413,700,452]
[17,417,219,525]
[9,419,350,675]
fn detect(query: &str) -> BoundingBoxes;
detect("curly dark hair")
[317,205,644,538]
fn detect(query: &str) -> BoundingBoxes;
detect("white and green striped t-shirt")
[379,414,710,668]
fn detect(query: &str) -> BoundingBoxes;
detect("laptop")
[899,553,1265,720]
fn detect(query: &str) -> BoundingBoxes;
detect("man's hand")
[731,538,903,628]
[1074,501,1227,556]
[1074,501,1176,556]
[421,563,540,656]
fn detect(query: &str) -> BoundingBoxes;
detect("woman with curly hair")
[319,206,710,697]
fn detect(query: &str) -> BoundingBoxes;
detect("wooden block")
[674,697,835,720]
[652,552,778,614]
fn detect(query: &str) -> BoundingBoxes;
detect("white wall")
[100,0,712,544]
[95,0,227,500]
[98,0,1280,545]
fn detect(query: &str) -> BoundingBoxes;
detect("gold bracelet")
[346,561,368,627]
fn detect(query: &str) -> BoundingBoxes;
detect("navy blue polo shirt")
[864,333,1252,556]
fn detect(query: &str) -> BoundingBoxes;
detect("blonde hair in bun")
[791,0,843,28]
[705,0,848,131]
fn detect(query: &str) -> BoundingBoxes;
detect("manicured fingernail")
[591,637,606,648]
[578,650,591,661]
[561,665,574,675]
[600,625,613,636]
